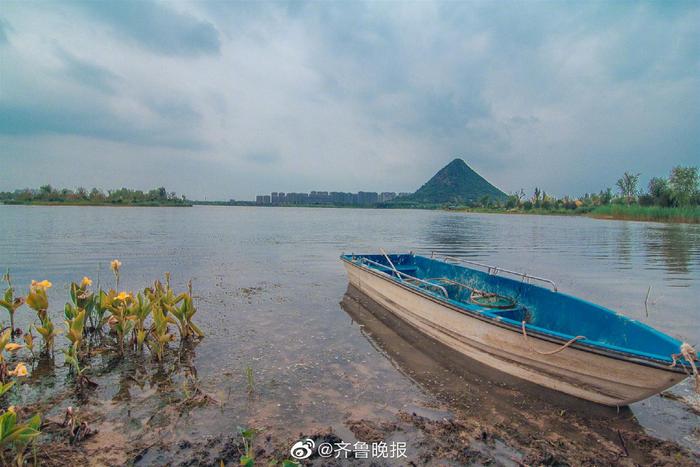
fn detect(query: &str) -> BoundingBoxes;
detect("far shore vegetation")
[447,166,700,224]
[0,185,192,207]
[1,166,698,223]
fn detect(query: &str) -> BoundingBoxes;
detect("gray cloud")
[56,48,121,93]
[0,17,9,45]
[75,0,220,56]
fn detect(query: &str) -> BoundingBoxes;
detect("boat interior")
[343,253,688,365]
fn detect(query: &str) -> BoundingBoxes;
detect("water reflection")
[340,285,688,457]
[644,224,699,276]
[418,214,496,257]
[1,205,698,456]
[614,223,633,269]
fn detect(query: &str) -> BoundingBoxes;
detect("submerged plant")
[0,381,14,399]
[129,292,152,352]
[63,342,96,389]
[150,276,203,341]
[0,407,41,466]
[93,289,112,331]
[245,365,254,395]
[35,318,59,354]
[149,303,174,362]
[238,427,258,467]
[68,277,95,330]
[26,280,59,353]
[0,271,24,338]
[0,329,11,382]
[107,291,135,353]
[64,306,86,347]
[22,330,35,360]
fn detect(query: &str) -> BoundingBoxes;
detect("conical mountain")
[403,158,507,204]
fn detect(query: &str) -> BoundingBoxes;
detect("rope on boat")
[380,248,400,278]
[669,342,700,393]
[521,321,586,355]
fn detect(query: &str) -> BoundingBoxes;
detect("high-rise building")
[357,191,379,205]
[379,192,396,202]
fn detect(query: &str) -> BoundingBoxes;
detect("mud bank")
[19,287,698,466]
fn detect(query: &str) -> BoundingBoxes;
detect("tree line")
[0,185,189,205]
[494,166,699,212]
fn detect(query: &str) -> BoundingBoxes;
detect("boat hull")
[343,260,687,406]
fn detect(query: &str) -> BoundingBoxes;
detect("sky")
[1,1,698,201]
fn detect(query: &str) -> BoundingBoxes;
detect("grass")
[590,205,700,223]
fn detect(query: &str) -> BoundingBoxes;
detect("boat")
[340,251,699,406]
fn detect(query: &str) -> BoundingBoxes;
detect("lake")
[1,205,698,464]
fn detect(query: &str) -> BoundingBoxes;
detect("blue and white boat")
[341,252,698,406]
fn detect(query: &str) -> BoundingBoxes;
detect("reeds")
[590,205,700,223]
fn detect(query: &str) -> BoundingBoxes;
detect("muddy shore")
[17,287,698,466]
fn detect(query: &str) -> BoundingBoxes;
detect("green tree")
[669,166,699,207]
[647,177,672,207]
[505,194,519,209]
[533,187,541,208]
[616,172,640,205]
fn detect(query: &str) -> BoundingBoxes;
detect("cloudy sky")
[1,1,698,200]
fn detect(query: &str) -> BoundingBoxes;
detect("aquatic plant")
[0,329,13,382]
[238,427,258,467]
[63,342,95,389]
[106,291,134,353]
[26,280,60,353]
[0,381,14,398]
[22,330,35,360]
[110,259,122,289]
[68,277,95,330]
[0,407,41,466]
[148,302,174,362]
[127,292,150,352]
[64,306,86,351]
[245,366,255,395]
[35,318,59,354]
[93,289,112,332]
[0,271,24,338]
[0,262,207,462]
[148,275,204,341]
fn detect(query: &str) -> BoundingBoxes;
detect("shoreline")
[2,201,698,224]
[1,201,193,207]
[448,206,700,224]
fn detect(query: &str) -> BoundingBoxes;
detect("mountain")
[399,158,507,205]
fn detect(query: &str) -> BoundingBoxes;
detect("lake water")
[1,205,698,462]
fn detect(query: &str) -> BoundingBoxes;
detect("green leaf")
[0,381,15,397]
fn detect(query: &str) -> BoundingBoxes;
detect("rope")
[521,321,586,355]
[669,342,700,393]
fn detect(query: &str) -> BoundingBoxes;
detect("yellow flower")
[4,343,23,352]
[9,362,28,377]
[115,291,131,301]
[81,276,93,287]
[31,279,52,290]
[110,259,122,272]
[7,406,15,414]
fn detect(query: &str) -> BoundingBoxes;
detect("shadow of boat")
[340,284,666,458]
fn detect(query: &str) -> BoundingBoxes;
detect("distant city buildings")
[255,191,408,206]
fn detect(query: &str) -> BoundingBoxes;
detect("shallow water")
[1,205,698,460]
